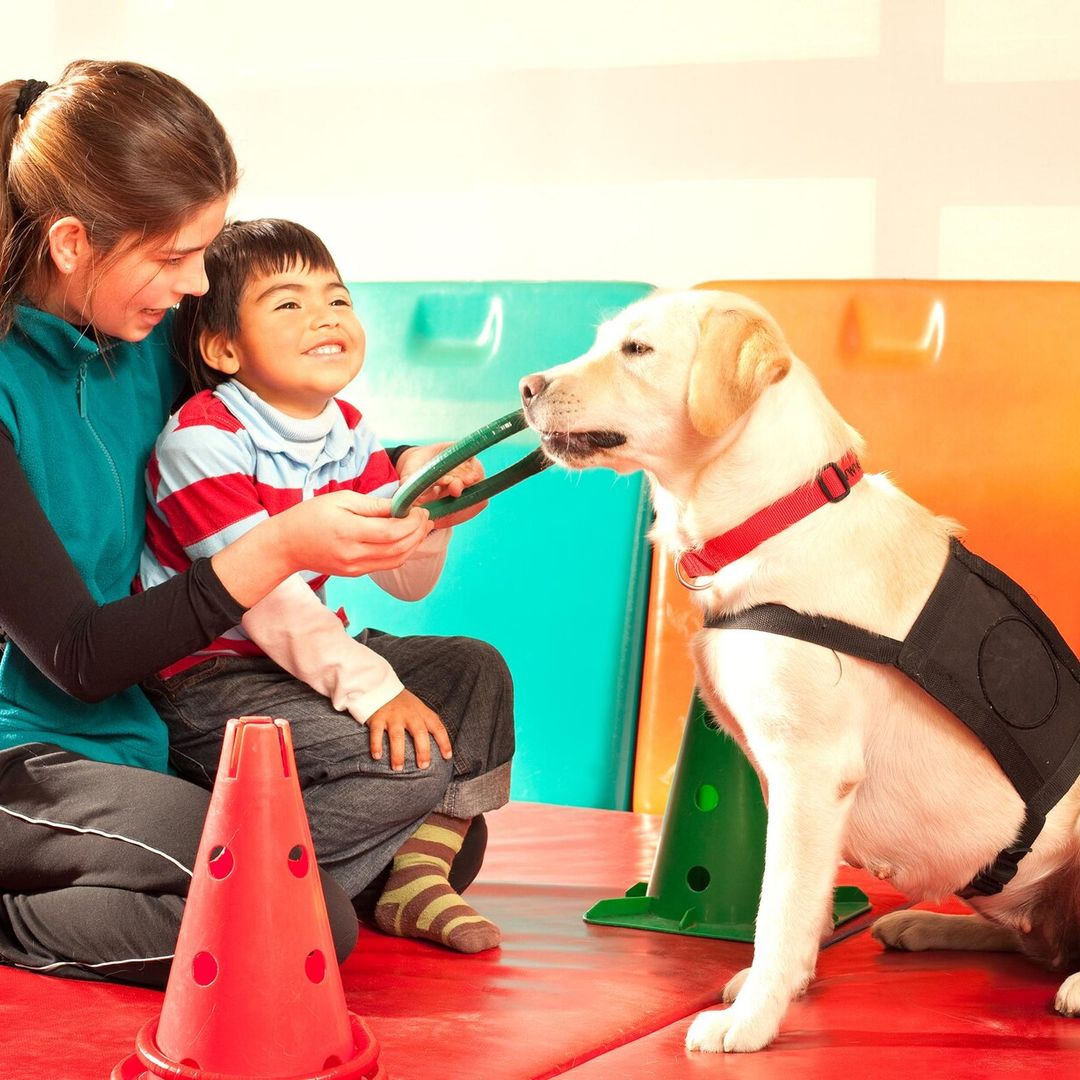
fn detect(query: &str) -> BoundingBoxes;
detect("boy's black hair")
[174,218,342,394]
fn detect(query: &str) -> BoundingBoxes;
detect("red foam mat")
[0,803,1073,1079]
[560,900,1080,1078]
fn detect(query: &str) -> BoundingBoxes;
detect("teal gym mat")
[329,282,654,809]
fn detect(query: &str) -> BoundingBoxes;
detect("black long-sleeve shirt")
[0,424,246,702]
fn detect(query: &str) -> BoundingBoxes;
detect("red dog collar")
[675,450,863,587]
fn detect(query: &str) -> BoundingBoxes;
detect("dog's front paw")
[722,967,751,1003]
[685,1005,780,1054]
[1055,972,1080,1017]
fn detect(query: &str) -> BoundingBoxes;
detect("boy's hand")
[367,688,453,770]
[396,443,489,528]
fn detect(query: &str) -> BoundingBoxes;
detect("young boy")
[139,219,514,953]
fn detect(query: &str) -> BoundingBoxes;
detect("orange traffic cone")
[113,716,386,1080]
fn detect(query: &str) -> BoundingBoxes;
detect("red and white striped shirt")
[140,380,401,678]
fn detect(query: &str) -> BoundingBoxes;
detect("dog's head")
[520,290,793,474]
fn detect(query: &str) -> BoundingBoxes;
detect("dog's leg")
[872,911,1021,953]
[719,787,829,1008]
[724,911,833,1007]
[720,967,750,1003]
[721,962,816,1005]
[686,750,856,1053]
[1056,972,1080,1016]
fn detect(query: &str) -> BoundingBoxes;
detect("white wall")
[5,0,1079,285]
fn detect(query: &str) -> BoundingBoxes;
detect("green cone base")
[585,692,871,943]
[585,882,870,943]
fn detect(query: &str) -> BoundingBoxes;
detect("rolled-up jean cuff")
[436,761,511,818]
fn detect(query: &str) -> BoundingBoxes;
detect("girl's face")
[53,197,229,342]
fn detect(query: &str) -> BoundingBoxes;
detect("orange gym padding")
[633,279,1080,813]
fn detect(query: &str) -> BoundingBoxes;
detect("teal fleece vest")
[0,305,181,771]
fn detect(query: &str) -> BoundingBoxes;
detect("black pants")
[0,743,487,989]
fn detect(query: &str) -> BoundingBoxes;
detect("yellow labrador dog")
[519,290,1080,1053]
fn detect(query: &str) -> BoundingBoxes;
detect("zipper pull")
[77,363,87,418]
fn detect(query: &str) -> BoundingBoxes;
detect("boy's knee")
[353,743,454,810]
[455,638,513,692]
[415,750,454,793]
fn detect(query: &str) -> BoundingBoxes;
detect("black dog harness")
[704,537,1080,897]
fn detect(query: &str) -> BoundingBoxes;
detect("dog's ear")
[687,307,792,437]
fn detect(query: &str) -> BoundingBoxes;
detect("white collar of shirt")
[215,380,354,467]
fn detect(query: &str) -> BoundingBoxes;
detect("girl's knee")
[318,869,360,962]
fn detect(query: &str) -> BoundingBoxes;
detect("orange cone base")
[111,1012,386,1080]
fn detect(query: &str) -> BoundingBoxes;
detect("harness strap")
[703,603,904,665]
[956,809,1045,899]
[703,601,1044,897]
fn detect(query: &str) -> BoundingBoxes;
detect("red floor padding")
[0,803,1075,1079]
[560,902,1080,1078]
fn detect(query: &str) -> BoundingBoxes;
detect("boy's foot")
[374,813,501,953]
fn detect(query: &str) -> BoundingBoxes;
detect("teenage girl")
[0,61,513,986]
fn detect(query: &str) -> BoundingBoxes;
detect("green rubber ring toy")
[390,409,551,520]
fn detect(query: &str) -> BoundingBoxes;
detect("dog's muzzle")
[519,373,627,461]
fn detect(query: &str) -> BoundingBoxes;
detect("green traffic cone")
[585,692,869,941]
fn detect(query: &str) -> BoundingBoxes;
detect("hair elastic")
[14,79,48,119]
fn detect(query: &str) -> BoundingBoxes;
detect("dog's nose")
[519,373,548,406]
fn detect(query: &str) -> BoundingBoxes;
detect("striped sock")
[374,813,501,954]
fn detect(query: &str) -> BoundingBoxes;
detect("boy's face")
[215,261,365,418]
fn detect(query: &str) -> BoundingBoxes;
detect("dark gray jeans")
[142,629,515,899]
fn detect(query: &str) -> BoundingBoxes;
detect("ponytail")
[0,81,25,241]
[0,78,46,336]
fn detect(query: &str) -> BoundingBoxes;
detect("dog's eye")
[622,340,653,357]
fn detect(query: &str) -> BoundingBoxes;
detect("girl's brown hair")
[0,60,238,336]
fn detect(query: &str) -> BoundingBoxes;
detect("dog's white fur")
[521,290,1080,1052]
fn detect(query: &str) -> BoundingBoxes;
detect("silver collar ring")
[674,553,714,591]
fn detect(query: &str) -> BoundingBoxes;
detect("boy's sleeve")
[343,409,452,601]
[241,574,404,722]
[369,526,451,600]
[149,420,269,559]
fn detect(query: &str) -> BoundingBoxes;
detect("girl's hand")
[396,443,489,528]
[280,492,434,575]
[366,688,453,770]
[213,492,433,609]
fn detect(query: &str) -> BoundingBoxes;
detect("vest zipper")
[76,358,128,550]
